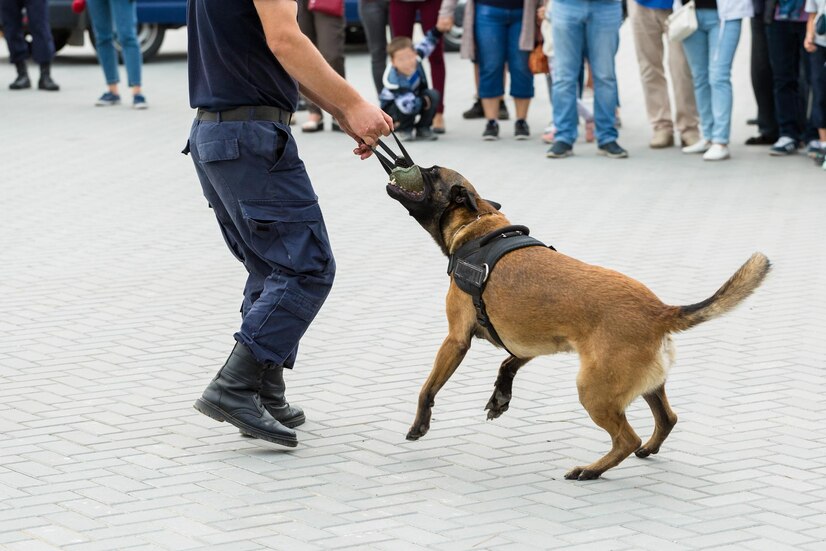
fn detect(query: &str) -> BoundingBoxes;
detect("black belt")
[196,106,292,125]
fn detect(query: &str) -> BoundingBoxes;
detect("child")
[804,0,826,169]
[379,29,442,142]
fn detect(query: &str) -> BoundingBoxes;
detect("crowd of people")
[4,0,825,168]
[289,0,826,168]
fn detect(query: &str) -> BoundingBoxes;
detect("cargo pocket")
[266,123,294,173]
[196,138,240,163]
[240,200,332,275]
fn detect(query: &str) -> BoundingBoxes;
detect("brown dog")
[385,163,771,480]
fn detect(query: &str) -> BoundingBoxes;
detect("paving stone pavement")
[1,25,825,551]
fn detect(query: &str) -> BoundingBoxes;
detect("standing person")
[747,0,780,145]
[359,0,391,96]
[186,0,391,446]
[628,0,700,149]
[546,0,627,159]
[390,0,448,133]
[297,0,346,132]
[461,0,542,140]
[86,0,147,108]
[679,0,753,161]
[804,0,826,166]
[1,0,59,90]
[764,0,810,156]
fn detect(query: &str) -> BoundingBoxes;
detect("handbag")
[666,0,698,42]
[308,0,344,18]
[528,42,549,75]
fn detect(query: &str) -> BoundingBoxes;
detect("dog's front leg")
[406,334,471,440]
[486,355,532,420]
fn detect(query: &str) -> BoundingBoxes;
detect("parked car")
[2,0,464,61]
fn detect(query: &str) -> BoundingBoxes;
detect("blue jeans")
[474,3,533,99]
[86,0,142,87]
[551,0,622,146]
[681,10,741,144]
[188,120,336,367]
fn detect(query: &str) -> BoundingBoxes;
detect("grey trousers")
[297,0,346,116]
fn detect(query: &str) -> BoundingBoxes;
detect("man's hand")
[436,16,454,33]
[339,100,393,157]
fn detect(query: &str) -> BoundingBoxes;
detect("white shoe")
[703,143,730,161]
[682,140,711,154]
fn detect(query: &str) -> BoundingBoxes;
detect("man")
[546,0,627,159]
[1,0,60,90]
[628,0,700,148]
[186,0,392,447]
[747,0,780,145]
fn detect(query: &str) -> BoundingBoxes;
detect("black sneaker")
[416,127,438,141]
[597,141,629,159]
[498,99,509,121]
[514,119,530,140]
[483,120,499,141]
[546,141,573,158]
[463,99,484,119]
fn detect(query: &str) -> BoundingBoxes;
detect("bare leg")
[486,355,532,419]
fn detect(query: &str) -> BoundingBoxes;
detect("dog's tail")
[667,253,771,332]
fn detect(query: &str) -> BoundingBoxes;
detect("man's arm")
[253,0,391,148]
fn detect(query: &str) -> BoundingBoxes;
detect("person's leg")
[810,45,826,141]
[628,1,672,135]
[418,0,445,115]
[25,0,56,65]
[191,120,335,368]
[86,0,121,92]
[358,0,390,95]
[664,14,699,142]
[551,0,587,145]
[475,4,508,120]
[766,21,802,141]
[111,0,143,95]
[706,17,741,144]
[296,0,323,121]
[750,17,778,139]
[584,0,622,145]
[389,0,417,39]
[506,8,532,122]
[680,13,713,143]
[1,0,28,64]
[416,89,441,129]
[312,10,347,122]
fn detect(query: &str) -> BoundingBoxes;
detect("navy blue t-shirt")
[187,0,299,112]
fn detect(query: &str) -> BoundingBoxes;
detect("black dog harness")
[447,225,554,355]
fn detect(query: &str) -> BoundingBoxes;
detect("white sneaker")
[703,143,730,161]
[682,140,711,154]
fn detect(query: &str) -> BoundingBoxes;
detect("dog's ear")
[485,199,502,210]
[450,185,479,212]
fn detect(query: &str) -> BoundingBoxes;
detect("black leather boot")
[9,61,30,90]
[38,63,60,91]
[260,367,305,427]
[194,342,298,447]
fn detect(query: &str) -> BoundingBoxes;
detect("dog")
[377,145,771,480]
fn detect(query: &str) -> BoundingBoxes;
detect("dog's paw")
[635,447,654,458]
[564,467,601,481]
[406,426,428,441]
[484,389,511,420]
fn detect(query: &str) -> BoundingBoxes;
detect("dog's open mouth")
[388,166,425,200]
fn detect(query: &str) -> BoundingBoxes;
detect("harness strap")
[447,225,555,355]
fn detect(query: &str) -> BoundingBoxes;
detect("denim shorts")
[474,3,534,99]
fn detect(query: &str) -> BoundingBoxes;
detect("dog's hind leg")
[486,355,532,420]
[635,384,678,458]
[565,366,643,480]
[406,334,472,441]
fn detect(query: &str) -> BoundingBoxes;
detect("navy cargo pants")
[0,0,56,64]
[186,118,336,368]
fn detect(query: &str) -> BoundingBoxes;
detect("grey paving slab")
[2,22,825,551]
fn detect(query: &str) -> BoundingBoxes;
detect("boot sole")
[193,398,298,448]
